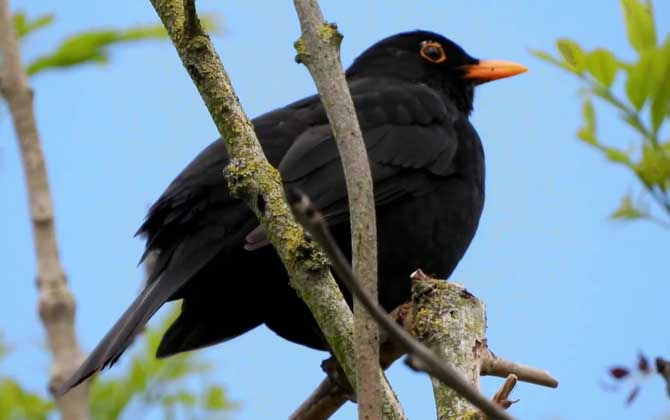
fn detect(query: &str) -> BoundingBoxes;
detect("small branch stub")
[492,375,519,410]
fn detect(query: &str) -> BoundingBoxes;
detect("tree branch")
[288,190,516,420]
[409,270,490,420]
[290,377,349,420]
[148,1,402,416]
[481,351,558,388]
[291,2,381,419]
[0,1,89,418]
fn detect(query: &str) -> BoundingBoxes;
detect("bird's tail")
[56,280,166,394]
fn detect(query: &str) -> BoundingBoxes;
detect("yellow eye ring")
[420,41,447,63]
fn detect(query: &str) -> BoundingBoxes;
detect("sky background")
[1,1,669,419]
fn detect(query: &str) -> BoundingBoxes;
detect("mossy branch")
[410,272,489,420]
[147,0,362,408]
[291,1,381,419]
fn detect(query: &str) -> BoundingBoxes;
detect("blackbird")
[60,30,526,392]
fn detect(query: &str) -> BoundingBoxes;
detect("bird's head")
[346,30,527,114]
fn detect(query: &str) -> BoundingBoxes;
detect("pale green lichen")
[293,38,309,63]
[411,276,487,420]
[318,22,342,46]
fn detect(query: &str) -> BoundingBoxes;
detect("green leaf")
[556,38,586,73]
[634,143,670,191]
[620,0,656,52]
[530,49,573,71]
[577,99,599,145]
[162,390,197,406]
[0,379,55,420]
[625,49,656,110]
[13,11,55,40]
[26,25,168,76]
[25,15,222,76]
[610,194,649,220]
[650,40,670,132]
[585,49,619,87]
[604,147,632,165]
[89,307,232,419]
[128,359,149,392]
[204,386,230,410]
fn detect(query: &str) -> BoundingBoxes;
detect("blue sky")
[1,1,669,419]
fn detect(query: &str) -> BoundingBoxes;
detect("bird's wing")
[278,81,460,225]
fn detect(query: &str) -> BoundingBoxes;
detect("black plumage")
[59,30,526,393]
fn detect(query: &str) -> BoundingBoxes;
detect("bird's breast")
[370,175,484,311]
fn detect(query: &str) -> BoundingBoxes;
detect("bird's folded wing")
[278,81,461,225]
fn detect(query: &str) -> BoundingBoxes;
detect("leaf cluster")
[13,11,220,76]
[532,0,670,227]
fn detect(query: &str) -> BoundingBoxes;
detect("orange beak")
[460,59,527,84]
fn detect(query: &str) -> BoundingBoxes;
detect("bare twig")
[290,377,349,420]
[147,0,390,415]
[288,189,515,420]
[481,350,559,388]
[492,375,519,410]
[291,2,381,419]
[0,1,89,418]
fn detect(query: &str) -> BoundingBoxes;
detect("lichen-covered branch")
[291,2,381,419]
[0,0,89,418]
[147,0,364,408]
[410,271,559,419]
[410,272,489,420]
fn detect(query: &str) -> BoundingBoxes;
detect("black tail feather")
[56,281,165,394]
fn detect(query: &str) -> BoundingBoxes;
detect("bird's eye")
[419,41,447,64]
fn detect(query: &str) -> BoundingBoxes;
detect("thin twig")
[481,350,559,388]
[288,189,515,420]
[291,2,381,418]
[492,374,519,410]
[0,0,89,418]
[289,377,349,420]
